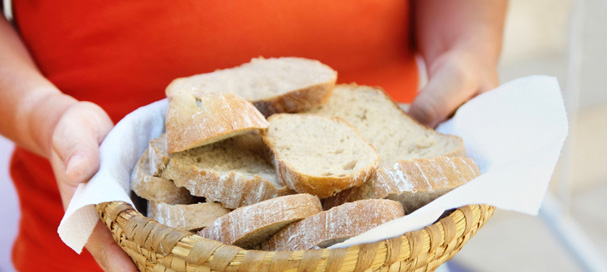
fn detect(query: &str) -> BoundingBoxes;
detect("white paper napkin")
[58,99,169,253]
[58,75,568,254]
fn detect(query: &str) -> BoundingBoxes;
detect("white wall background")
[0,137,17,272]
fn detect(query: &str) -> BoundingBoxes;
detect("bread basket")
[96,201,494,271]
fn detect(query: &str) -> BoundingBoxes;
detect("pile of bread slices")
[131,57,481,251]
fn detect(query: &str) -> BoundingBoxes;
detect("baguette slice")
[305,84,466,165]
[166,57,338,117]
[152,133,295,209]
[262,199,404,251]
[148,201,230,231]
[198,194,322,249]
[148,136,169,177]
[166,92,269,153]
[323,157,481,213]
[262,114,379,198]
[131,150,193,204]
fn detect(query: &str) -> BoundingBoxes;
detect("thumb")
[50,102,113,208]
[408,60,476,128]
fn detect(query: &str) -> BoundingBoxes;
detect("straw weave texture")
[97,201,494,272]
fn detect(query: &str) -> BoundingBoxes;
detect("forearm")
[0,16,76,158]
[414,0,507,68]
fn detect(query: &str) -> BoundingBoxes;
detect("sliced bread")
[305,84,466,165]
[165,92,268,153]
[262,199,404,251]
[262,113,379,198]
[130,150,193,204]
[152,133,295,209]
[323,157,481,213]
[198,194,322,249]
[148,136,170,177]
[166,57,338,117]
[148,201,231,231]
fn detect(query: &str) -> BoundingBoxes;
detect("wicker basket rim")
[97,201,494,272]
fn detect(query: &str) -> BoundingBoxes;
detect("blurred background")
[1,0,606,271]
[451,0,607,271]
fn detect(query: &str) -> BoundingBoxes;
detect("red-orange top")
[10,1,417,270]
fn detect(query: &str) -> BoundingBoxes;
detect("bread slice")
[305,84,466,165]
[165,92,268,153]
[322,157,481,213]
[166,57,338,117]
[198,194,322,249]
[130,150,193,204]
[262,114,379,198]
[148,201,230,231]
[148,136,170,177]
[262,199,404,251]
[151,133,294,209]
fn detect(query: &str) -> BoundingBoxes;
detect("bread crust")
[269,150,377,199]
[164,162,294,209]
[198,194,322,248]
[323,157,481,213]
[262,199,404,251]
[165,57,338,117]
[130,150,193,204]
[253,81,335,117]
[148,201,230,231]
[166,92,268,153]
[148,136,170,176]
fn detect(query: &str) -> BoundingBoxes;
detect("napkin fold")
[58,76,568,254]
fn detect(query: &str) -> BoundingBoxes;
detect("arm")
[409,0,508,127]
[0,16,136,272]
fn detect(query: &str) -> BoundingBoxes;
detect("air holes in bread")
[343,160,357,170]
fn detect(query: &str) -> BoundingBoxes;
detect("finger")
[55,103,113,183]
[86,220,138,272]
[49,151,75,208]
[50,149,98,208]
[408,61,477,128]
[50,102,113,207]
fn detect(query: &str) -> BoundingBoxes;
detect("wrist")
[414,0,506,70]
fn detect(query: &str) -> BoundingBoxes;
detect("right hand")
[408,50,499,128]
[48,101,138,272]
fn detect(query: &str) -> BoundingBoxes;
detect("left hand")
[408,50,499,128]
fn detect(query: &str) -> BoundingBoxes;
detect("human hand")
[408,50,499,128]
[47,101,138,272]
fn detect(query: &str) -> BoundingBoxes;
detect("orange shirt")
[11,1,417,271]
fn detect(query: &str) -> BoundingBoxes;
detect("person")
[0,1,507,271]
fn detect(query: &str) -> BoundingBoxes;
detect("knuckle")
[419,100,438,123]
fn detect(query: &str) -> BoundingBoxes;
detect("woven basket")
[97,201,494,272]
